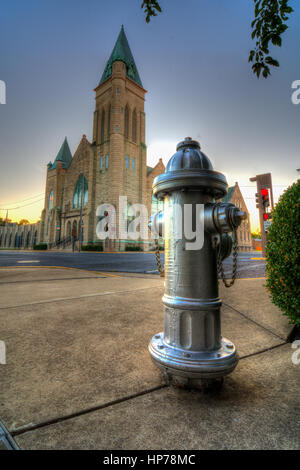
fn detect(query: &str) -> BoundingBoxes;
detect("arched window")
[49,190,54,210]
[124,105,129,139]
[33,230,38,246]
[73,174,88,209]
[101,109,105,143]
[72,220,78,238]
[26,232,31,247]
[66,221,71,239]
[9,233,12,247]
[132,109,137,143]
[107,104,111,137]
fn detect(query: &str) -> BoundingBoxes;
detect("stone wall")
[0,222,40,249]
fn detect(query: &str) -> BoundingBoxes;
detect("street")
[0,250,265,278]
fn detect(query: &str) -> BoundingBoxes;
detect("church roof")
[99,25,143,88]
[222,185,235,203]
[147,165,153,175]
[49,138,72,170]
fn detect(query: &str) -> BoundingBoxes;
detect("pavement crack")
[222,301,286,341]
[0,285,163,310]
[239,341,287,360]
[0,276,105,285]
[10,384,168,437]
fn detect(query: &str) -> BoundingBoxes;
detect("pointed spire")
[49,137,72,170]
[99,26,143,87]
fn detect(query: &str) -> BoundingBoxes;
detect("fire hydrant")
[149,137,246,388]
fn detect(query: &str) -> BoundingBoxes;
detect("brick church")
[40,25,164,251]
[0,26,252,251]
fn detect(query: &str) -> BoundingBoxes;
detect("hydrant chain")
[154,238,164,277]
[217,229,238,288]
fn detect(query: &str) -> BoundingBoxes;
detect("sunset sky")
[0,0,299,231]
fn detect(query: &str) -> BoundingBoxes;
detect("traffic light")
[255,192,263,209]
[260,188,269,211]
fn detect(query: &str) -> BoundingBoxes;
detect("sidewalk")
[0,267,298,450]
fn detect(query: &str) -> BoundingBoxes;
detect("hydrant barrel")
[149,137,245,387]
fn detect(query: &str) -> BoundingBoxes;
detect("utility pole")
[250,173,274,257]
[78,173,84,252]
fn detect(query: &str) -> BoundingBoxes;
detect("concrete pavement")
[0,266,298,450]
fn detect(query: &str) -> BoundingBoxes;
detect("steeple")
[49,137,72,170]
[99,25,143,87]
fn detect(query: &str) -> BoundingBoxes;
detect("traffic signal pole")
[250,173,274,257]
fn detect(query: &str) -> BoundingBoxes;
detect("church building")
[39,25,165,251]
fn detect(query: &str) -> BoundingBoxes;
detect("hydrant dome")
[166,137,213,172]
[153,137,228,199]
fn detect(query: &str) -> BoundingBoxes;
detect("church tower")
[91,26,147,249]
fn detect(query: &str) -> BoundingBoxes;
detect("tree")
[18,219,30,225]
[266,180,300,327]
[251,230,261,239]
[0,218,12,225]
[141,0,294,78]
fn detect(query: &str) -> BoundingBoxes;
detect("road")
[0,250,265,278]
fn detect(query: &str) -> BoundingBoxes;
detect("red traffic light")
[263,213,271,220]
[261,188,269,196]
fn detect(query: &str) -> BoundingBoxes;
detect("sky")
[0,0,299,231]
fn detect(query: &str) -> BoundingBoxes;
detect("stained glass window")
[73,174,88,209]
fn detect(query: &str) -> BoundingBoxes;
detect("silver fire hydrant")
[149,137,246,388]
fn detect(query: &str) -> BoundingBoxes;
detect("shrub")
[81,244,103,251]
[33,244,47,250]
[125,245,141,251]
[266,180,300,326]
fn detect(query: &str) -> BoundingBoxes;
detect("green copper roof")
[222,185,235,203]
[99,25,143,87]
[147,165,153,175]
[49,138,72,170]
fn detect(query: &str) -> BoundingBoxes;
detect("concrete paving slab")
[0,281,282,432]
[220,279,292,340]
[14,345,299,450]
[0,267,105,283]
[0,274,162,309]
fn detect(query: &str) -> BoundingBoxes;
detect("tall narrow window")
[49,190,54,210]
[100,156,103,172]
[105,155,109,170]
[93,110,98,143]
[124,105,129,139]
[73,174,88,209]
[107,104,111,137]
[126,155,129,169]
[132,157,135,171]
[132,109,137,143]
[101,109,105,143]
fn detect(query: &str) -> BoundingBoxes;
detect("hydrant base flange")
[149,333,238,380]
